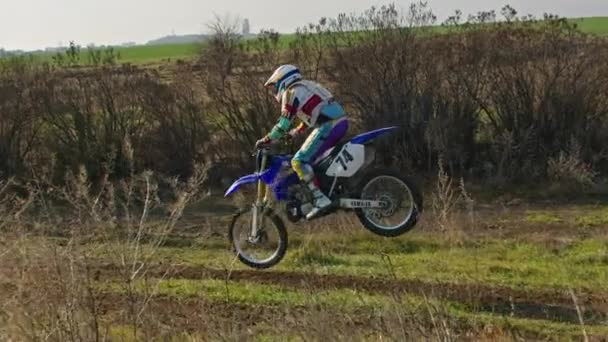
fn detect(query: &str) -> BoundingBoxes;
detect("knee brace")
[291,158,313,181]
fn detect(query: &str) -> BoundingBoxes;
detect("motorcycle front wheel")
[228,207,288,269]
[355,170,423,237]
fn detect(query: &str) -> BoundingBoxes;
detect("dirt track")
[95,263,608,325]
[97,292,608,340]
[99,292,380,335]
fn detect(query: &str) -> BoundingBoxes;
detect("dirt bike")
[224,126,423,269]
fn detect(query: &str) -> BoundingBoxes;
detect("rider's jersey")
[269,80,342,140]
[281,80,334,126]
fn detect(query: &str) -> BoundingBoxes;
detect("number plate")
[325,143,365,177]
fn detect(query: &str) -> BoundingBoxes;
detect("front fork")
[251,152,272,239]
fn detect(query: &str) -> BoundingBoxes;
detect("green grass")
[31,42,202,65]
[574,206,608,227]
[9,17,608,66]
[118,17,606,64]
[136,278,392,309]
[525,211,563,224]
[8,202,608,340]
[283,239,608,291]
[571,17,608,36]
[524,205,608,227]
[98,231,608,293]
[113,43,201,63]
[105,277,608,339]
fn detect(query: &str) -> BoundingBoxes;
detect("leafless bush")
[289,18,331,81]
[200,24,282,162]
[0,57,214,184]
[139,66,212,179]
[432,158,460,240]
[431,157,477,243]
[548,140,598,189]
[288,4,608,183]
[0,164,208,341]
[471,19,608,180]
[2,3,608,188]
[35,66,156,183]
[292,3,482,173]
[0,57,47,178]
[321,4,434,169]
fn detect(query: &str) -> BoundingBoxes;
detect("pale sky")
[2,0,607,51]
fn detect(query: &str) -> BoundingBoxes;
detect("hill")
[570,16,608,35]
[105,16,608,64]
[116,42,201,63]
[146,34,208,46]
[4,17,607,66]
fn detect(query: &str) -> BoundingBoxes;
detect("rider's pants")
[292,115,348,182]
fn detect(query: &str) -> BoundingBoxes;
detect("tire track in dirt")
[95,263,608,325]
[96,293,600,340]
[99,292,494,340]
[99,292,375,332]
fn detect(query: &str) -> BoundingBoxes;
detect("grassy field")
[13,16,608,66]
[1,194,607,340]
[112,42,201,64]
[29,42,202,65]
[571,16,608,36]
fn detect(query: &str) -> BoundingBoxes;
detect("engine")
[285,184,313,223]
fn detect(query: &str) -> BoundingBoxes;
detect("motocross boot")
[305,179,332,220]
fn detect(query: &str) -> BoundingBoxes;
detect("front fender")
[224,166,276,197]
[224,174,260,197]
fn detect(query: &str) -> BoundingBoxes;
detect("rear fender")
[350,126,398,145]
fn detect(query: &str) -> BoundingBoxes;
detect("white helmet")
[264,65,302,102]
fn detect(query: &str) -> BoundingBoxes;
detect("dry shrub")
[0,57,215,186]
[431,157,478,243]
[432,158,460,241]
[3,4,608,188]
[0,165,207,341]
[469,18,608,181]
[291,3,482,173]
[200,22,282,163]
[138,66,212,179]
[0,57,47,178]
[289,4,608,184]
[548,141,598,190]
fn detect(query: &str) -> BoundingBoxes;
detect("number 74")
[335,149,354,170]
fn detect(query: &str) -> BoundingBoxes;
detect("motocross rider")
[256,65,349,220]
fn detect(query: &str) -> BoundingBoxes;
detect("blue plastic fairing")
[272,172,300,201]
[224,173,261,197]
[350,126,398,145]
[224,155,293,197]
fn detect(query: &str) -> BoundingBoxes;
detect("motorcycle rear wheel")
[355,170,423,237]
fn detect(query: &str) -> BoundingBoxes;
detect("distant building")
[242,18,251,36]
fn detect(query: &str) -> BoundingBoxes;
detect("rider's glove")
[287,124,306,140]
[286,129,299,140]
[255,136,272,149]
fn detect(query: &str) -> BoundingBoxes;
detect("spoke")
[233,209,282,264]
[360,176,415,230]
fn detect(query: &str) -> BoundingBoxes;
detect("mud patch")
[95,263,608,325]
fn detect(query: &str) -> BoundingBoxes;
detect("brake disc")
[378,193,398,217]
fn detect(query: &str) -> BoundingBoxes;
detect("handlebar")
[252,136,292,156]
[251,147,270,157]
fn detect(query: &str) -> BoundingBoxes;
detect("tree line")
[1,3,607,191]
